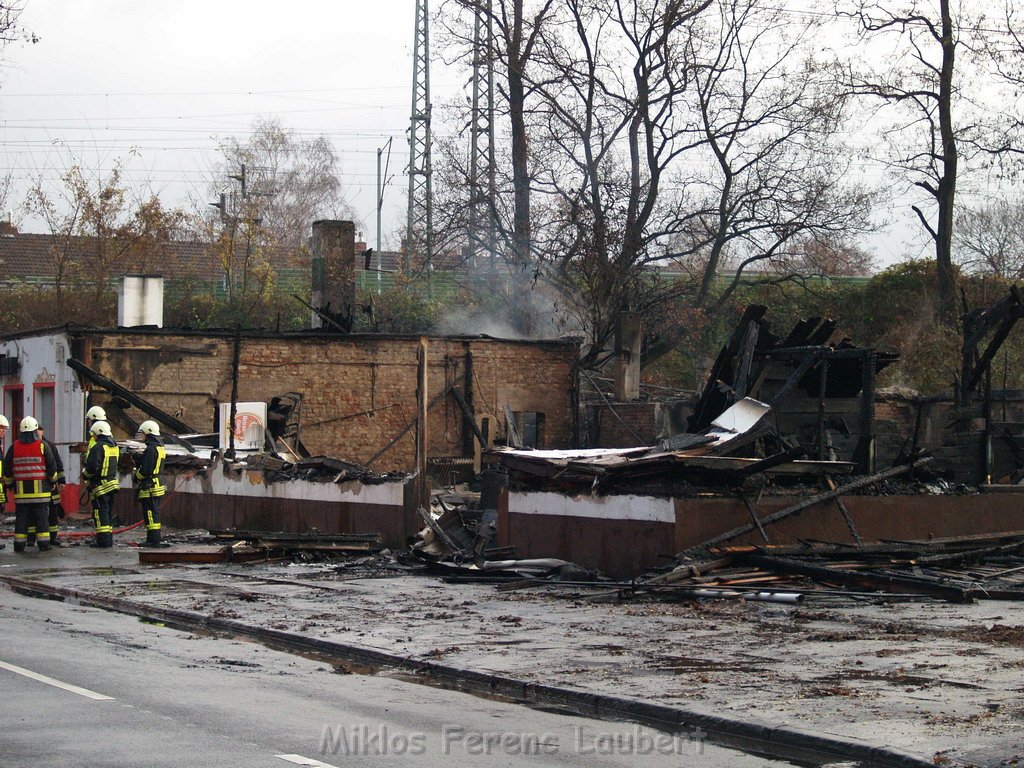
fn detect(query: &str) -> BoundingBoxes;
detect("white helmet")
[0,415,9,428]
[19,416,38,432]
[90,421,112,437]
[138,420,160,436]
[86,405,107,421]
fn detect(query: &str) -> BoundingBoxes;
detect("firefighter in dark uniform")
[0,415,8,524]
[134,420,166,547]
[3,416,59,552]
[26,425,65,547]
[84,405,106,526]
[82,421,119,548]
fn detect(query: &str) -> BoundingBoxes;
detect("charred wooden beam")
[67,357,193,434]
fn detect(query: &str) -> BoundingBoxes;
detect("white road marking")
[0,660,114,701]
[275,756,340,768]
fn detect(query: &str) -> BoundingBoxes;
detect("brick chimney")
[310,220,356,331]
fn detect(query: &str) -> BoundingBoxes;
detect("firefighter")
[41,425,65,545]
[26,424,65,547]
[3,416,59,553]
[82,421,119,548]
[134,420,166,547]
[0,415,8,521]
[84,405,107,534]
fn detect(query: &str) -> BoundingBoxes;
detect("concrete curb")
[1,574,937,768]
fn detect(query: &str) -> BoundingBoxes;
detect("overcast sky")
[0,0,467,249]
[0,1,979,266]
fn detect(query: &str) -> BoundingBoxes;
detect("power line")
[0,83,462,98]
[0,104,408,123]
[0,142,410,155]
[0,170,398,179]
[0,125,407,137]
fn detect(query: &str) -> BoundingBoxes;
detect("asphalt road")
[0,583,796,768]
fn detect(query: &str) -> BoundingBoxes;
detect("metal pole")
[416,337,429,509]
[227,327,241,461]
[407,0,433,288]
[485,0,497,287]
[376,146,383,294]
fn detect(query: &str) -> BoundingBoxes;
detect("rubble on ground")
[117,438,407,486]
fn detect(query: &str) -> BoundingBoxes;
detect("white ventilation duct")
[118,275,164,328]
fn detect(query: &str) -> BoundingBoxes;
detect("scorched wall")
[76,330,578,471]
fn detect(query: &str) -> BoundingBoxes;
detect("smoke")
[433,277,582,341]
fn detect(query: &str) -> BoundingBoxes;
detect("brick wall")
[583,401,660,447]
[78,331,578,472]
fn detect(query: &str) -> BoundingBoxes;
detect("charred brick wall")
[79,331,578,471]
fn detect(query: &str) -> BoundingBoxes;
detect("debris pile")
[408,494,590,581]
[493,398,862,495]
[630,530,1024,605]
[118,440,406,486]
[499,531,1024,605]
[137,530,383,565]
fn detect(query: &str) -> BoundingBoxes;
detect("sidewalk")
[2,531,1022,767]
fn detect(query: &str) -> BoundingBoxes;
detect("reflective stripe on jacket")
[7,438,55,502]
[135,441,166,499]
[83,438,120,500]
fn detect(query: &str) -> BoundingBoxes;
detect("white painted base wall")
[508,490,674,523]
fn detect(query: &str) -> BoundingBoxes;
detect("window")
[33,383,55,438]
[513,411,545,449]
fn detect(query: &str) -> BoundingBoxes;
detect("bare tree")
[837,0,999,322]
[976,1,1024,166]
[202,117,354,314]
[954,198,1024,277]
[438,0,556,332]
[675,0,869,316]
[520,0,866,365]
[208,117,353,252]
[0,2,36,46]
[23,161,190,324]
[523,0,714,365]
[435,0,868,360]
